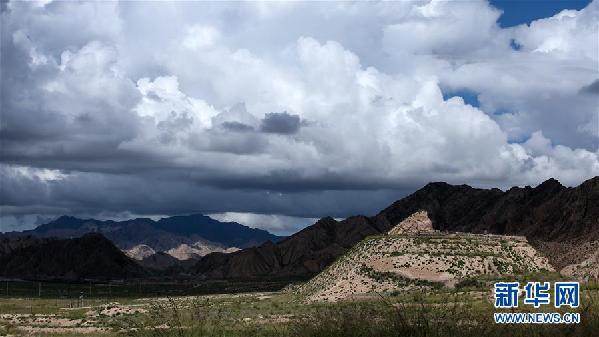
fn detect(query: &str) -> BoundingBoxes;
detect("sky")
[1,0,598,235]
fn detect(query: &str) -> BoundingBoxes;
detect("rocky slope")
[297,231,553,302]
[125,240,238,262]
[387,210,434,235]
[375,177,599,245]
[560,241,599,282]
[166,241,239,260]
[0,233,146,280]
[193,215,380,279]
[124,244,156,260]
[193,176,598,280]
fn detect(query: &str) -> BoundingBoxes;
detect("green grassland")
[1,276,598,337]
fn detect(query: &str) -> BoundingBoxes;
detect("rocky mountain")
[125,240,239,264]
[560,241,599,282]
[193,176,598,280]
[124,244,156,260]
[193,215,379,279]
[375,177,599,245]
[0,233,146,281]
[3,177,595,282]
[375,176,599,270]
[12,214,282,252]
[166,241,240,260]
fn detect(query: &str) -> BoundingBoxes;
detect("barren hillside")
[297,229,553,302]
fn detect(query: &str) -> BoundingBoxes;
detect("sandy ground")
[0,301,151,336]
[1,313,107,335]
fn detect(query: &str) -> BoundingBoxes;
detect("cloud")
[183,25,221,50]
[260,112,301,134]
[382,0,503,57]
[1,0,598,232]
[221,121,255,132]
[439,1,599,150]
[208,212,318,236]
[580,79,599,95]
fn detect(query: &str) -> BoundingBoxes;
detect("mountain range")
[1,176,597,282]
[193,176,599,279]
[11,213,282,253]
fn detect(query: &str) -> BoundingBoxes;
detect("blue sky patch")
[442,89,481,108]
[490,0,591,27]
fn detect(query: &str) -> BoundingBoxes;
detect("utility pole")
[89,281,92,297]
[38,282,41,298]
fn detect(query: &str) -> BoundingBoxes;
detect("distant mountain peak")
[37,215,85,231]
[52,215,82,224]
[17,213,283,253]
[422,181,452,189]
[536,177,564,191]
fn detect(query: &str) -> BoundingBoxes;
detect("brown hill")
[0,233,147,281]
[376,177,599,244]
[193,176,599,279]
[194,215,381,279]
[297,232,553,302]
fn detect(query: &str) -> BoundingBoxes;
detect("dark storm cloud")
[195,168,416,192]
[0,164,412,223]
[580,79,599,95]
[221,121,255,132]
[0,6,148,176]
[259,112,301,134]
[205,130,267,154]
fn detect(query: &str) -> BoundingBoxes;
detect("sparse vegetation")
[0,250,582,337]
[296,230,554,302]
[3,288,598,337]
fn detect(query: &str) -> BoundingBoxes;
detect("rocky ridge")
[194,177,598,280]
